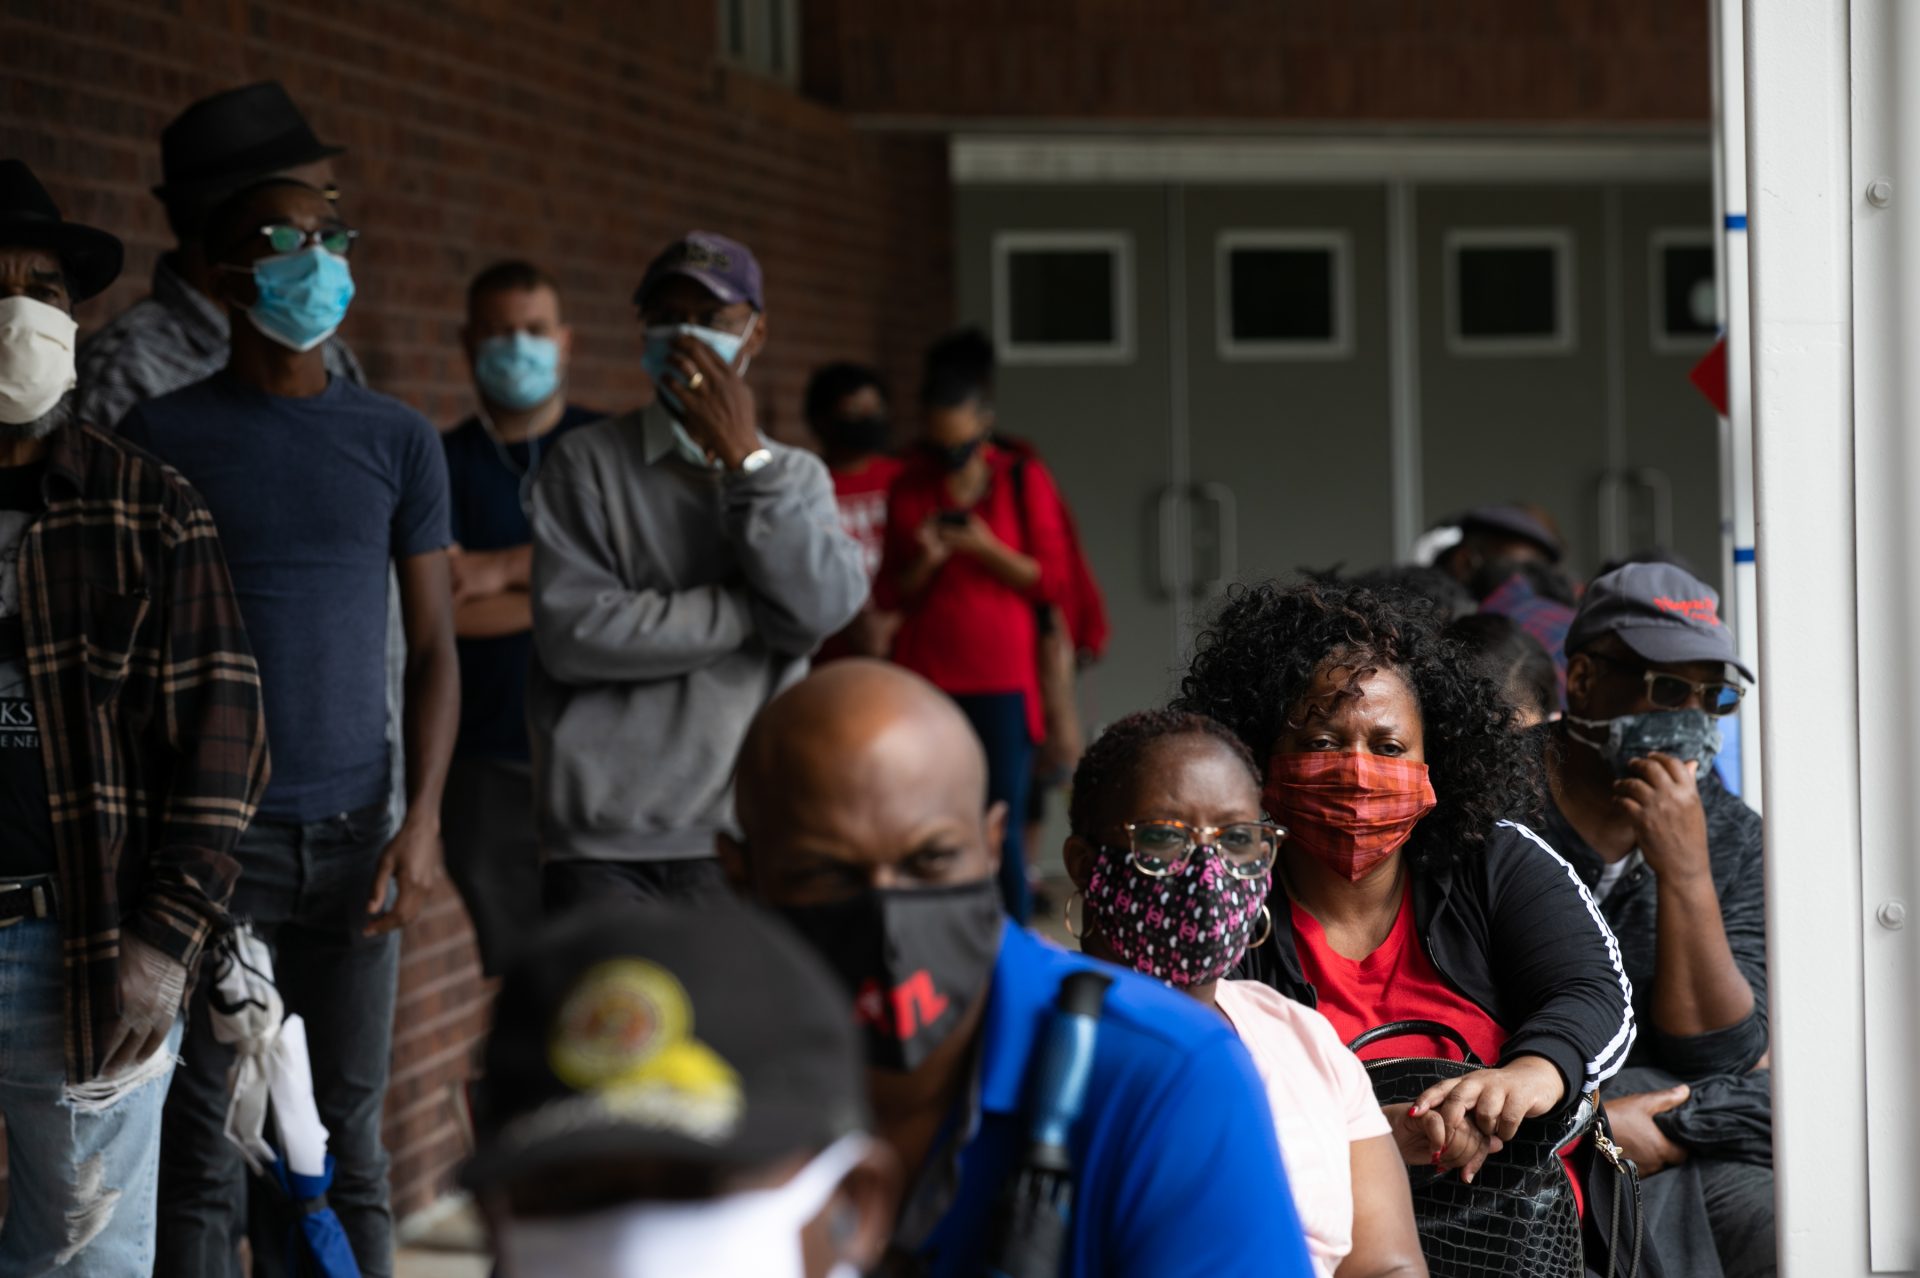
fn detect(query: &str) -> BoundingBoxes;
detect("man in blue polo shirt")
[723,660,1312,1278]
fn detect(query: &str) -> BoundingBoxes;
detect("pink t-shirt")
[1215,980,1392,1278]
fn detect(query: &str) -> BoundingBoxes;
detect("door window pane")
[993,233,1135,364]
[1652,232,1717,351]
[1444,230,1575,355]
[1217,231,1351,359]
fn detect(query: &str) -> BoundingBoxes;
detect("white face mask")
[0,296,78,426]
[495,1134,869,1278]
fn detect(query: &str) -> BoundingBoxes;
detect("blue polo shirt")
[909,925,1314,1278]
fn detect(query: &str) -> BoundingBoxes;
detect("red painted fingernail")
[1431,1152,1443,1166]
[1408,1105,1422,1117]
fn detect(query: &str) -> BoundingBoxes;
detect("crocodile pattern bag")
[1349,1019,1642,1278]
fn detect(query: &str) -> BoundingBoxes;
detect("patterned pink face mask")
[1084,846,1269,987]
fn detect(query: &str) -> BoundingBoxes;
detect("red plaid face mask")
[1263,752,1438,882]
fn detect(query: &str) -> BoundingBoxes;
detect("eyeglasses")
[1590,651,1746,716]
[257,224,359,256]
[1114,821,1286,880]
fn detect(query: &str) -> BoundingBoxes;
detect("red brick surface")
[0,0,950,1224]
[803,0,1709,123]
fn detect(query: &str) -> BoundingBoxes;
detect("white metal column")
[1747,0,1920,1271]
[1713,0,1763,808]
[1847,0,1920,1268]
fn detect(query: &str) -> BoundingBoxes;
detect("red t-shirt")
[876,446,1072,740]
[1292,885,1585,1215]
[817,456,907,665]
[832,455,907,580]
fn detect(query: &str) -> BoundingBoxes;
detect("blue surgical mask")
[244,247,355,353]
[474,332,561,411]
[641,316,757,468]
[641,318,756,410]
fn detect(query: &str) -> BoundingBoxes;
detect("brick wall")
[804,0,1710,123]
[0,0,950,1222]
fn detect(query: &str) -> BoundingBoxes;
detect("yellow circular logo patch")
[546,959,742,1143]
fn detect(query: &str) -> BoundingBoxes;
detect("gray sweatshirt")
[528,410,867,862]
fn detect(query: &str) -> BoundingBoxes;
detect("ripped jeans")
[0,915,184,1276]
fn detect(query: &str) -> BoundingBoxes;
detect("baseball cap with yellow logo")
[462,901,868,1189]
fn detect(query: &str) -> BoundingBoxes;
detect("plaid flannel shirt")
[21,421,269,1082]
[1481,571,1575,707]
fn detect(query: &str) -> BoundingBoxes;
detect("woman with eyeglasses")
[1173,581,1639,1248]
[1062,710,1426,1278]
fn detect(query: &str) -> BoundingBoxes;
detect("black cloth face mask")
[777,878,1004,1073]
[922,437,984,473]
[820,415,891,455]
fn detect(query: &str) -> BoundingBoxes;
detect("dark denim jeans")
[441,757,539,976]
[156,802,400,1278]
[952,692,1035,923]
[541,855,732,915]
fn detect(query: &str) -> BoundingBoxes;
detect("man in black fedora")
[75,80,363,430]
[0,159,269,1275]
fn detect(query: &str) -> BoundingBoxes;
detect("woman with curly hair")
[1174,579,1635,1188]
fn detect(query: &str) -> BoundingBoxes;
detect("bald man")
[723,661,1313,1278]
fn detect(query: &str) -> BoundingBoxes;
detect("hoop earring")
[1249,904,1272,949]
[1064,890,1087,940]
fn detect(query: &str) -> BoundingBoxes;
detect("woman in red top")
[1176,580,1639,1272]
[875,331,1072,922]
[806,362,906,663]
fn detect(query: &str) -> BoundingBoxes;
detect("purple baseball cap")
[1566,562,1755,682]
[634,231,764,312]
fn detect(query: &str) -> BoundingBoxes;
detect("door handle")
[1152,484,1184,601]
[1597,467,1675,561]
[1192,482,1239,598]
[1630,467,1674,551]
[1596,470,1631,562]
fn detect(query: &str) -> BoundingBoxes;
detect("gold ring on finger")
[686,371,706,391]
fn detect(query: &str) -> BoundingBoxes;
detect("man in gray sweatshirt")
[529,232,867,911]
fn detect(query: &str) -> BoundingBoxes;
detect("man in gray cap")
[76,80,364,430]
[1537,562,1773,1278]
[528,231,865,913]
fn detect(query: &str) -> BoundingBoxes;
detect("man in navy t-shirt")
[725,662,1314,1278]
[123,177,457,1278]
[440,260,597,975]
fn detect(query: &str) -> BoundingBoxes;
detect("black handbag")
[1348,1019,1643,1278]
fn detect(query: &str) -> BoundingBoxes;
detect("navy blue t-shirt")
[123,373,451,822]
[442,405,598,761]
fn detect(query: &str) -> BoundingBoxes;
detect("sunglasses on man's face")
[1591,651,1746,716]
[257,223,359,257]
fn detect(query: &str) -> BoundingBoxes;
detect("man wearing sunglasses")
[77,80,363,431]
[122,177,457,1278]
[1537,562,1773,1278]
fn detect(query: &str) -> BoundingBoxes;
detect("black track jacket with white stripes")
[1241,820,1637,1110]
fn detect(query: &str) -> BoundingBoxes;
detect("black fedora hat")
[0,161,124,302]
[153,81,344,203]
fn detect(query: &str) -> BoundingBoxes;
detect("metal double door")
[953,178,1719,731]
